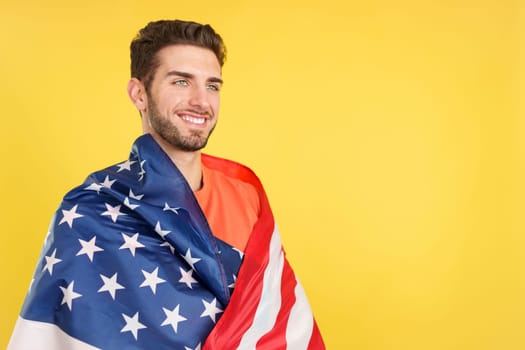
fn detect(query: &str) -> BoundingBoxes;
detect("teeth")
[181,115,205,125]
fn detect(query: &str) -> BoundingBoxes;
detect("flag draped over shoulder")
[9,134,325,350]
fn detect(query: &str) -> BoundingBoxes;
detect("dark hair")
[130,19,226,91]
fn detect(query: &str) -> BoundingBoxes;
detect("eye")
[173,80,189,86]
[207,84,221,92]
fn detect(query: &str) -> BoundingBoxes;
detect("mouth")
[178,112,208,126]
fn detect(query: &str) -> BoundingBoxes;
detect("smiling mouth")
[179,114,206,125]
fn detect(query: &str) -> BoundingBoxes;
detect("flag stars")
[59,204,83,228]
[125,189,144,210]
[98,273,125,300]
[163,202,181,214]
[155,221,171,238]
[179,267,198,289]
[228,274,237,289]
[85,182,104,193]
[185,343,201,350]
[161,305,187,333]
[140,267,166,294]
[84,176,115,193]
[160,241,175,254]
[138,160,146,180]
[76,236,104,262]
[116,159,136,172]
[124,197,140,210]
[232,247,244,259]
[101,203,127,223]
[182,249,201,270]
[200,298,223,323]
[119,232,145,256]
[129,189,144,200]
[42,248,62,276]
[121,312,146,340]
[59,281,82,311]
[100,176,116,189]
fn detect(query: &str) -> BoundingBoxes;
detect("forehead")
[154,44,221,77]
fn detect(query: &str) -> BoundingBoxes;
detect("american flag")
[9,135,325,349]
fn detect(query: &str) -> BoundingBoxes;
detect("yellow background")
[1,0,523,349]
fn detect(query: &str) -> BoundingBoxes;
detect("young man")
[9,20,325,349]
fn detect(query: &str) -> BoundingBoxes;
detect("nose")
[188,85,210,111]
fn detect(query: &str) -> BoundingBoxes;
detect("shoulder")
[63,159,141,201]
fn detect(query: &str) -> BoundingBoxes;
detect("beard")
[147,96,216,152]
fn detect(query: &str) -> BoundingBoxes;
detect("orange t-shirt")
[194,163,260,252]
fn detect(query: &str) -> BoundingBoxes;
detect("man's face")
[143,45,222,152]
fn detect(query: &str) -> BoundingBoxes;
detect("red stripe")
[307,321,326,350]
[203,189,275,349]
[255,259,297,349]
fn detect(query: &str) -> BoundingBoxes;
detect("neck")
[150,134,203,191]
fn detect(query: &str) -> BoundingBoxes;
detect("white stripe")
[285,279,314,349]
[8,317,101,350]
[237,226,285,349]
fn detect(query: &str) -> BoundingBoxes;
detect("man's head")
[127,20,225,154]
[130,20,226,92]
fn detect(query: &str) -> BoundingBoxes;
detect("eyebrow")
[166,70,223,84]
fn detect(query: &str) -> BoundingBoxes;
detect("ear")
[127,78,147,112]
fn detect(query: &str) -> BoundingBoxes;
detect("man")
[9,20,325,349]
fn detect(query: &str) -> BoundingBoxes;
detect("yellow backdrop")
[1,1,523,349]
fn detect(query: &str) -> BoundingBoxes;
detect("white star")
[182,249,201,270]
[163,202,180,214]
[179,267,198,289]
[160,241,175,254]
[161,305,187,333]
[59,281,82,311]
[116,159,136,172]
[58,204,83,228]
[85,182,103,193]
[42,248,62,275]
[100,176,116,189]
[125,189,143,210]
[101,203,126,222]
[123,197,140,210]
[119,232,145,256]
[200,298,223,323]
[140,267,166,294]
[155,221,171,238]
[121,312,146,340]
[232,247,244,259]
[98,273,125,300]
[184,343,201,350]
[138,160,146,180]
[76,236,104,262]
[129,189,144,200]
[228,274,237,289]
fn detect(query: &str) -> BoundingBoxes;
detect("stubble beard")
[147,98,216,152]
